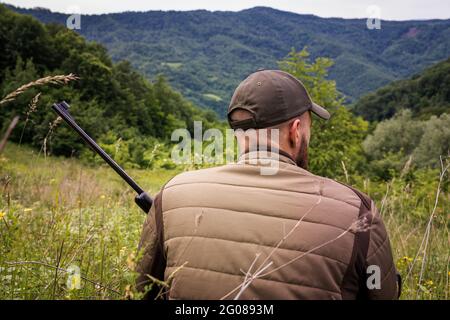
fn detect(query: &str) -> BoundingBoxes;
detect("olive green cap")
[228,69,330,129]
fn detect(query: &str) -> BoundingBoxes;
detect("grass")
[363,170,449,300]
[0,144,175,299]
[0,144,448,299]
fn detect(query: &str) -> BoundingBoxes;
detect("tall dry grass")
[0,144,173,299]
[0,74,78,106]
[0,144,448,299]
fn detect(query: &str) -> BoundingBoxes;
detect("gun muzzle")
[52,101,153,214]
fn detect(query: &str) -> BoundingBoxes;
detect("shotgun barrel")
[52,101,152,213]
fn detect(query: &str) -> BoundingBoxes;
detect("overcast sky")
[1,0,449,20]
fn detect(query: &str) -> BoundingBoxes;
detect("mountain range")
[353,56,450,121]
[7,5,450,116]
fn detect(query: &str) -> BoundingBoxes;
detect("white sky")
[1,0,449,20]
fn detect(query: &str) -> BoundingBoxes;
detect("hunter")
[136,69,401,300]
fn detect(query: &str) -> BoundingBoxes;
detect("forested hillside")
[0,4,218,166]
[8,5,450,116]
[0,4,449,301]
[353,57,450,121]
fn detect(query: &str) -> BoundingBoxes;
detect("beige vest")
[137,151,399,300]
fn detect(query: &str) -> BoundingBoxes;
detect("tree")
[413,114,450,167]
[363,110,424,160]
[363,110,449,177]
[279,48,368,178]
[0,5,221,168]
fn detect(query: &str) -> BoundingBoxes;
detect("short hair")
[229,109,311,131]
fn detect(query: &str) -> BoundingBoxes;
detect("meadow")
[0,143,448,300]
[0,3,448,301]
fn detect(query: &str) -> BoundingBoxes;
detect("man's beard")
[295,135,309,170]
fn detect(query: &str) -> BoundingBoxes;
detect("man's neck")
[240,144,296,164]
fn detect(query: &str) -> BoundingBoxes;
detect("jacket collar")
[237,146,297,166]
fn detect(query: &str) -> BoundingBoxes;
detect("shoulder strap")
[339,183,373,299]
[146,189,167,300]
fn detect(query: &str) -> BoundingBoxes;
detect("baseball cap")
[228,69,330,130]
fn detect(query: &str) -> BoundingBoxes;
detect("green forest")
[0,4,448,300]
[353,57,450,121]
[9,5,450,115]
[0,4,219,168]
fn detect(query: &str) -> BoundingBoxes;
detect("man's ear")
[288,119,301,147]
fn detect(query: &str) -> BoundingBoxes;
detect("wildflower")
[68,273,81,290]
[119,246,128,256]
[0,211,5,219]
[402,256,413,263]
[100,195,106,200]
[127,253,136,270]
[23,208,32,212]
[124,284,134,299]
